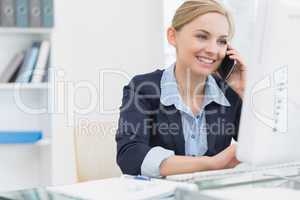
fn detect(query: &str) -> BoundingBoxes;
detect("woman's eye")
[196,34,207,40]
[218,40,228,46]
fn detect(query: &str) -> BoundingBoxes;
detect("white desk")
[47,176,197,200]
[2,173,300,200]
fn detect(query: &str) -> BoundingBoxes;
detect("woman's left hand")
[225,45,247,99]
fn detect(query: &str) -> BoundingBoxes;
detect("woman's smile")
[196,56,217,68]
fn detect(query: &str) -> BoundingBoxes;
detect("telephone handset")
[217,53,236,80]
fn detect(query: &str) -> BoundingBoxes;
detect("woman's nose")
[204,40,219,55]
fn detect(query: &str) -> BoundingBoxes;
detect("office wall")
[52,0,165,181]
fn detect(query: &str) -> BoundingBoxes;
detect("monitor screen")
[237,0,300,165]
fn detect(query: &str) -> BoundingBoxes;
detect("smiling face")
[168,12,230,76]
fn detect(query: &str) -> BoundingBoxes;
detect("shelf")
[0,83,49,90]
[0,28,52,35]
[0,138,51,147]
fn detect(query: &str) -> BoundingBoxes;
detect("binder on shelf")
[31,40,50,82]
[0,0,16,27]
[42,65,50,82]
[16,0,29,27]
[29,0,42,27]
[15,42,41,83]
[0,51,25,83]
[41,0,54,27]
[0,131,42,144]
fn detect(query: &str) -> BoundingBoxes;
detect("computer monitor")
[237,0,300,165]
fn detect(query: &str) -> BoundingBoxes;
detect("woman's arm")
[160,144,239,176]
[160,155,212,176]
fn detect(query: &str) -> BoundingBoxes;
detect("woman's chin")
[191,66,215,76]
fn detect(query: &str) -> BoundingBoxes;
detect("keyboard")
[166,162,300,184]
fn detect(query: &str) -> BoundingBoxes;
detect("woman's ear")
[167,27,177,47]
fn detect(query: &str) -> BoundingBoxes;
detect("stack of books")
[0,0,54,28]
[0,40,51,83]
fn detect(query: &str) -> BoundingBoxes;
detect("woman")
[116,0,246,177]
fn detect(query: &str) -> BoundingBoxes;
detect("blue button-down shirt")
[141,64,231,177]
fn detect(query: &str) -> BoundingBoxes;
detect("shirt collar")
[160,63,231,110]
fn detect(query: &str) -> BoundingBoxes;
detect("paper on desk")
[202,188,300,200]
[47,177,197,200]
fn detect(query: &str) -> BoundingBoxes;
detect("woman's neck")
[174,63,207,99]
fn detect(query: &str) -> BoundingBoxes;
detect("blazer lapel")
[160,104,185,155]
[205,102,221,156]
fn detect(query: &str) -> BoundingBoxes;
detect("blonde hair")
[172,0,235,39]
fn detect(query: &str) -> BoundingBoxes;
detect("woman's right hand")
[208,144,240,170]
[159,144,240,177]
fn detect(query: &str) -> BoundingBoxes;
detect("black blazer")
[116,69,242,175]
